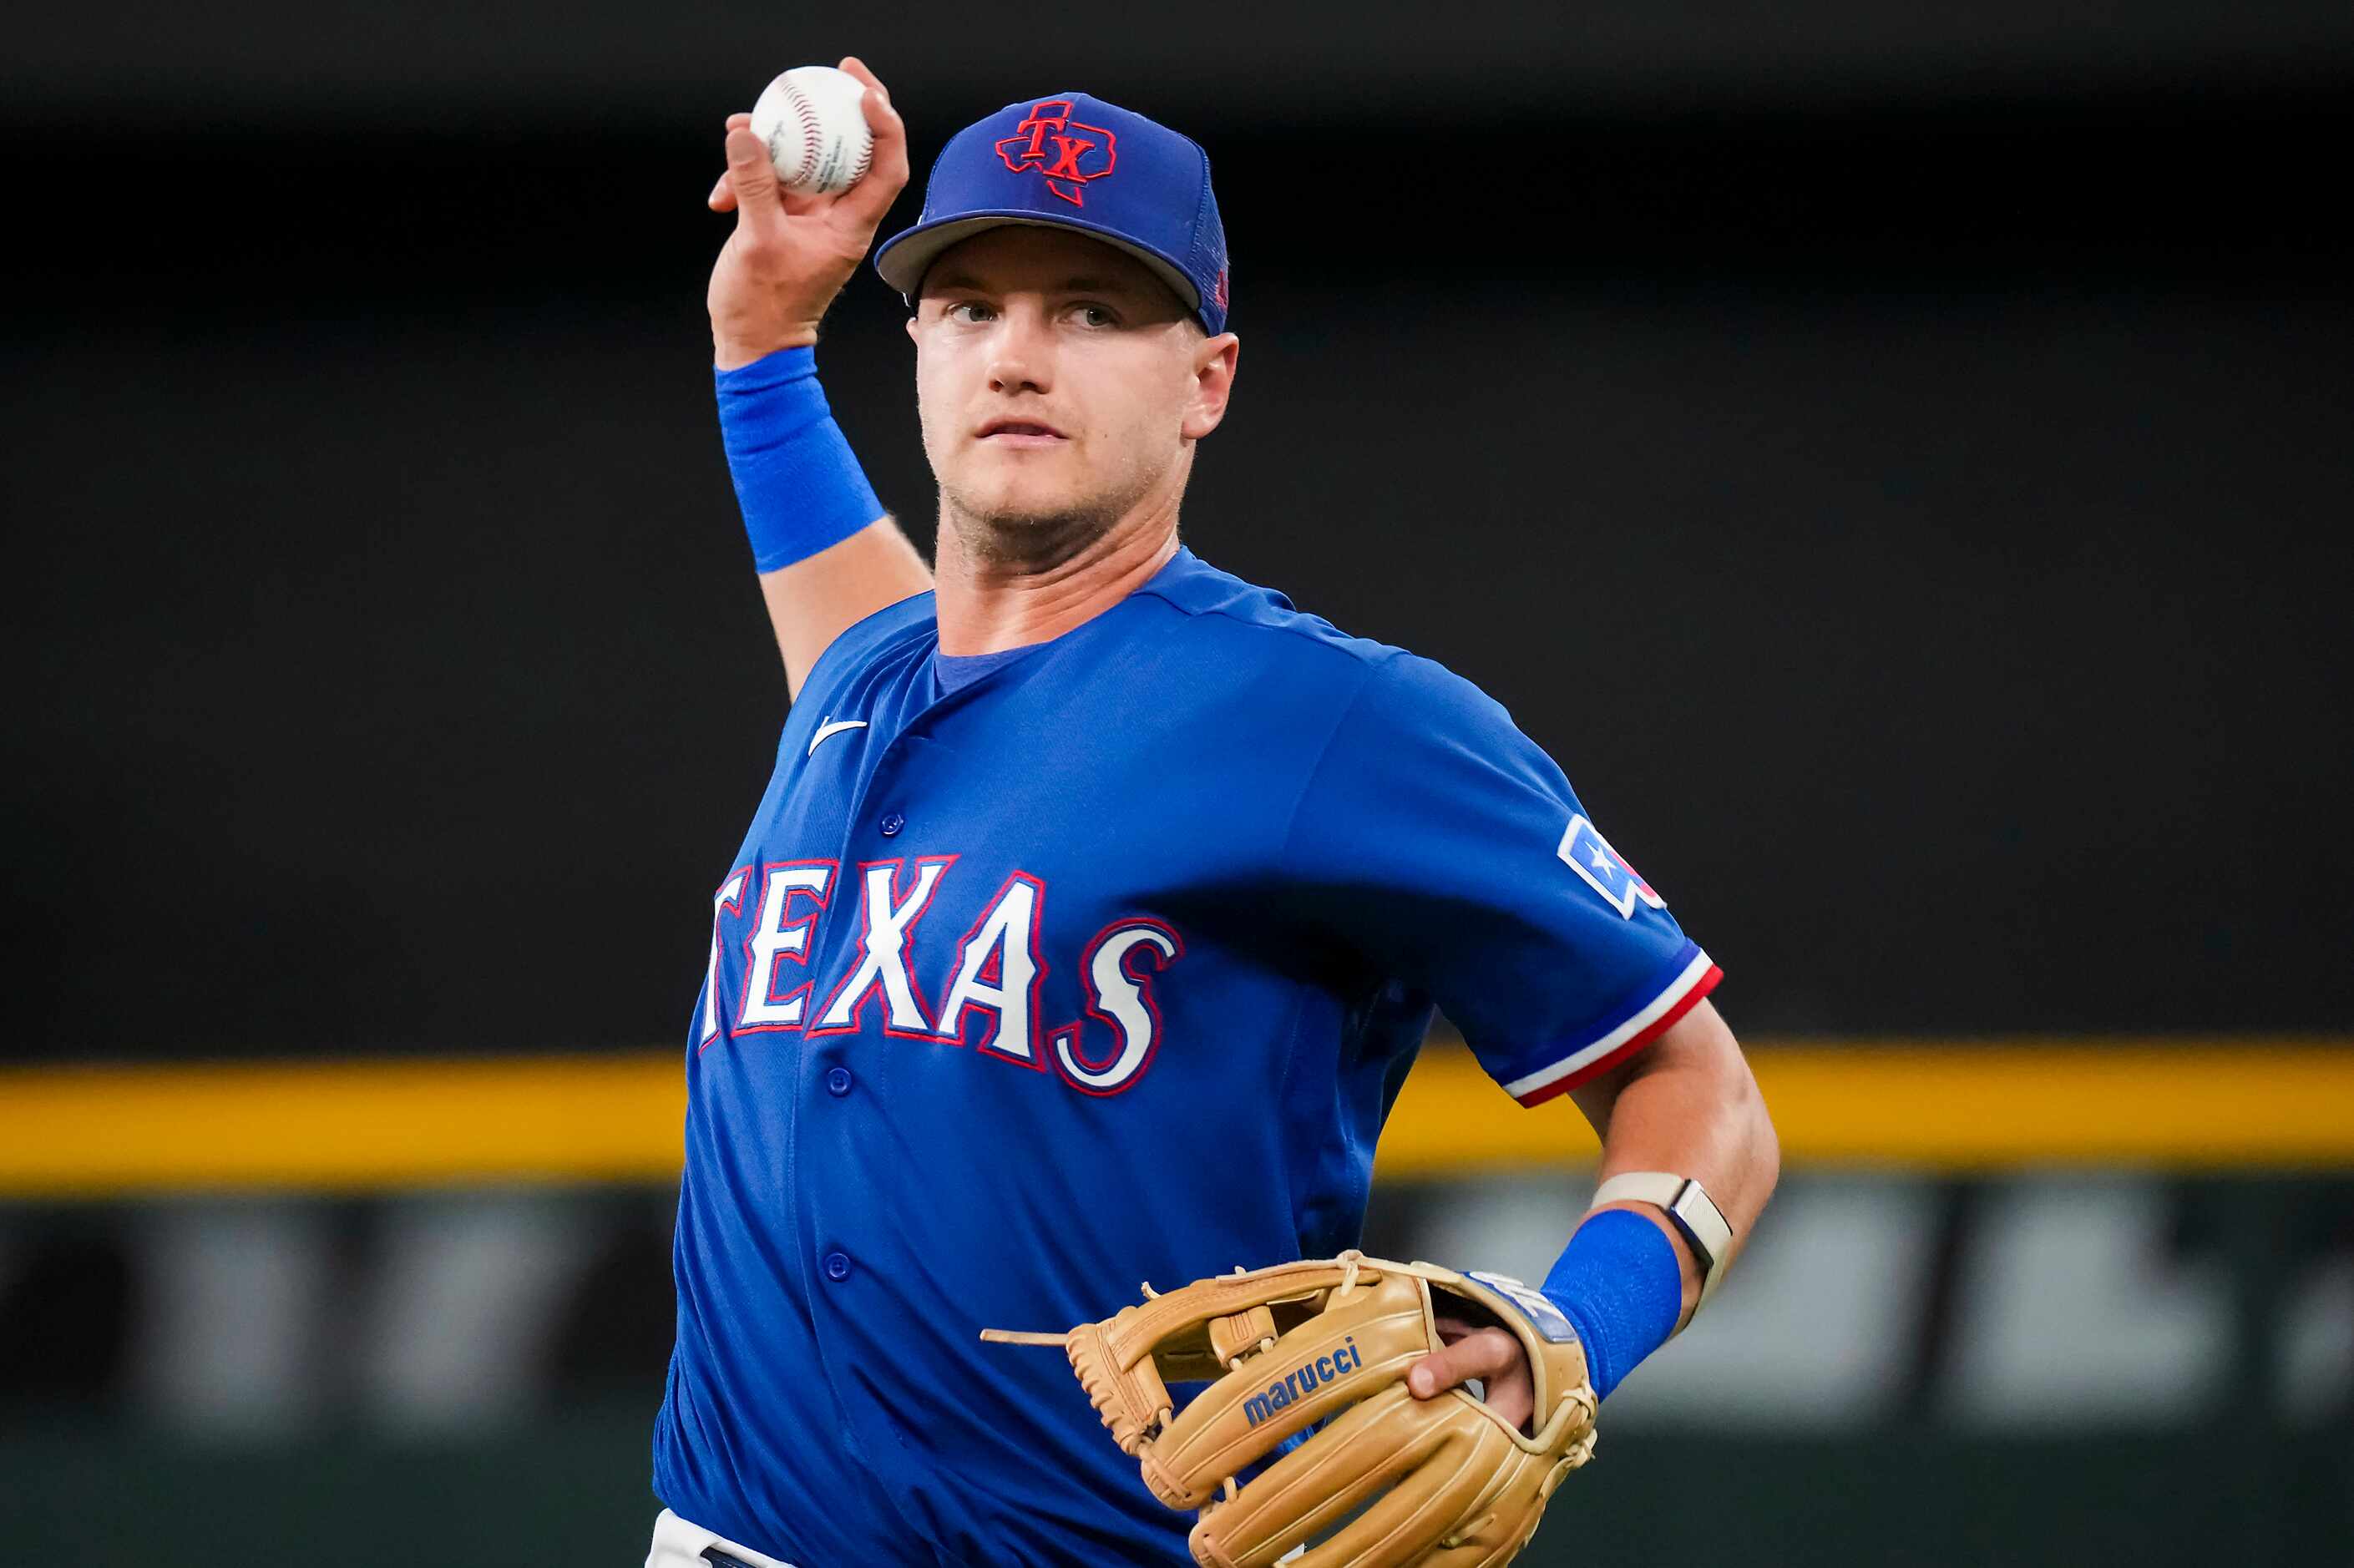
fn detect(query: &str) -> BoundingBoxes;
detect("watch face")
[1466,1271,1580,1345]
[1667,1183,1731,1268]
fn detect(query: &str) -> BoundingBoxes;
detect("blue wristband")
[715,346,886,572]
[1538,1208,1683,1400]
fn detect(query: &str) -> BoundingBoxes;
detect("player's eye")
[944,301,995,324]
[1068,303,1118,328]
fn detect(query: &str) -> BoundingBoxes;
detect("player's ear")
[1182,331,1239,441]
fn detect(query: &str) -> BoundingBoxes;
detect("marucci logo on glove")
[1243,1337,1361,1427]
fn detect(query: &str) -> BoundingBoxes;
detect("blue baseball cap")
[875,92,1229,336]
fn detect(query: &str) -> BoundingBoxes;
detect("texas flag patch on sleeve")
[1479,812,1721,1106]
[1556,815,1668,919]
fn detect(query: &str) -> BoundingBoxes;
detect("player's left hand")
[1407,1310,1537,1432]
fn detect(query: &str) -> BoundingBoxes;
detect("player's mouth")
[976,417,1067,448]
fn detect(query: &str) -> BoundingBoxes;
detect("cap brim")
[874,213,1202,314]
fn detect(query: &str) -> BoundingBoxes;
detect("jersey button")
[825,1066,853,1097]
[823,1251,852,1282]
[878,812,905,837]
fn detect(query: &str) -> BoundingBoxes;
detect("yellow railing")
[2,1040,2348,1197]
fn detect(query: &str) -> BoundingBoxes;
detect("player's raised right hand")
[706,56,909,369]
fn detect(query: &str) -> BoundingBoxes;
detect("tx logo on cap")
[996,100,1117,206]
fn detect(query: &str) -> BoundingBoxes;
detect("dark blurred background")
[3,3,2350,1563]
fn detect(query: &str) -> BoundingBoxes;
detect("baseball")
[750,65,876,195]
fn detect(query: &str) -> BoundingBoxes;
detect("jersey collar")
[1128,544,1292,620]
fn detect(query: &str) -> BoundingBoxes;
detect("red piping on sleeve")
[1513,963,1724,1108]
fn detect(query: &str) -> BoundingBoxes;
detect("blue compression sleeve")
[1538,1207,1683,1400]
[715,346,886,572]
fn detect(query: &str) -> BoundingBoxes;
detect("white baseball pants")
[643,1507,801,1568]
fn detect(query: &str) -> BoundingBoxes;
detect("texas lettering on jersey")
[698,857,1183,1097]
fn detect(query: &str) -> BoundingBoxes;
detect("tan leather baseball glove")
[985,1251,1598,1568]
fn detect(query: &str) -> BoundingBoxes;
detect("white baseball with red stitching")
[749,66,875,195]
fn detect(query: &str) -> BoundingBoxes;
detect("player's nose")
[985,303,1054,396]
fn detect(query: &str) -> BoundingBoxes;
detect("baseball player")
[650,58,1780,1568]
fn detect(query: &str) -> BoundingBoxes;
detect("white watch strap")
[1589,1171,1734,1311]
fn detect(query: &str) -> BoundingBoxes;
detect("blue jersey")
[655,548,1719,1566]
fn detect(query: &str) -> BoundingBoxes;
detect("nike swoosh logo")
[807,717,868,757]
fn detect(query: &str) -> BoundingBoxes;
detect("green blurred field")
[6,1404,2344,1565]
